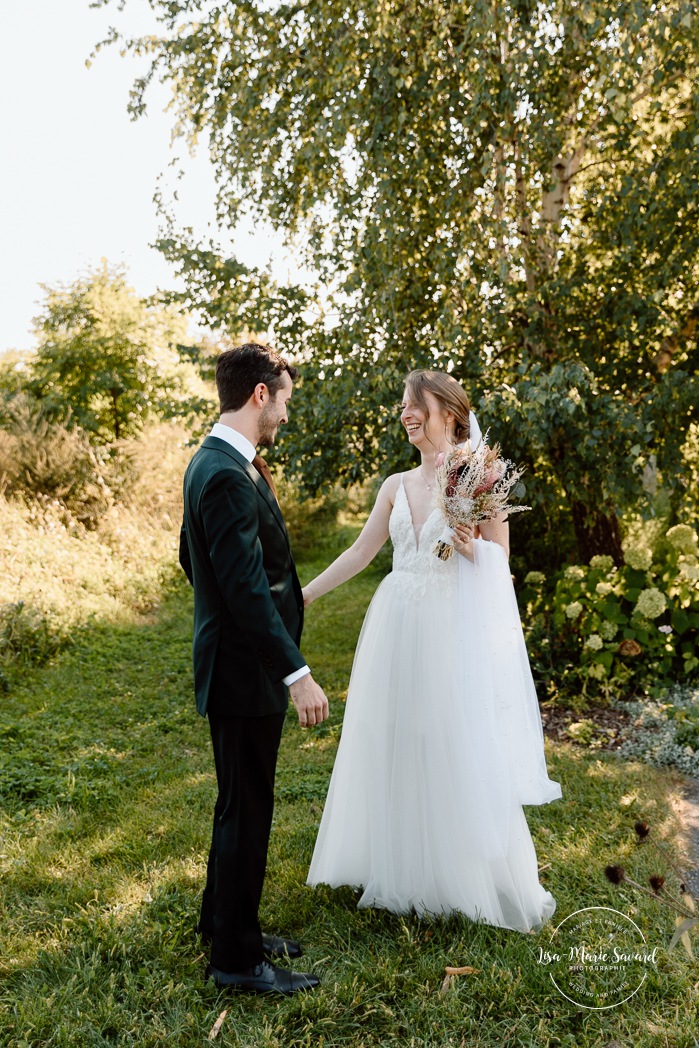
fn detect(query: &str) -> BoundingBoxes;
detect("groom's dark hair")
[216,342,298,413]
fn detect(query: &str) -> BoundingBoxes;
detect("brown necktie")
[252,454,279,504]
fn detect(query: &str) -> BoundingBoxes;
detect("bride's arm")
[303,475,400,605]
[478,513,510,558]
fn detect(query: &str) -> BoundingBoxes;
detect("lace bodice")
[388,478,457,598]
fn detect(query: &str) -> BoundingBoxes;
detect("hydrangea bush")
[521,523,699,705]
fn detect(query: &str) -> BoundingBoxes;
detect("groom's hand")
[289,674,329,727]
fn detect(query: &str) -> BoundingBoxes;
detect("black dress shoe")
[196,926,302,960]
[206,959,320,996]
[261,932,303,959]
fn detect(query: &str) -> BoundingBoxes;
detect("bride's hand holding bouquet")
[433,436,530,560]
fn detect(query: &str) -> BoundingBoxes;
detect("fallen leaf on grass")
[440,966,479,993]
[208,1009,228,1041]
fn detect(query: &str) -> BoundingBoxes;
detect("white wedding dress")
[307,474,562,932]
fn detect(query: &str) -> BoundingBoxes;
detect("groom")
[179,343,329,995]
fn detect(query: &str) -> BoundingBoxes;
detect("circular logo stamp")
[536,906,658,1009]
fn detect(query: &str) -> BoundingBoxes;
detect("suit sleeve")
[179,521,193,585]
[201,467,305,683]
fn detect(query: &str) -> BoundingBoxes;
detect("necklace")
[420,466,434,491]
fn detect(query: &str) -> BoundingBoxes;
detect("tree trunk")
[569,500,624,565]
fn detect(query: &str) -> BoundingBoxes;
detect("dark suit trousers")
[200,711,286,972]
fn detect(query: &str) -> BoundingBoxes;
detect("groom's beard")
[258,402,280,447]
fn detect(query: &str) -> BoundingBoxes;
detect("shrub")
[102,421,193,533]
[0,601,65,670]
[276,475,349,553]
[615,683,699,776]
[0,469,186,676]
[521,523,699,705]
[0,396,113,526]
[0,421,194,686]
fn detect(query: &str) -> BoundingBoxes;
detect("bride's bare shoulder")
[377,472,404,505]
[397,466,421,490]
[381,468,422,496]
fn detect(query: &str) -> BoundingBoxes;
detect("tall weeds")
[0,395,113,526]
[0,420,194,681]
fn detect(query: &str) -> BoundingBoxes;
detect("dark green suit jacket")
[179,435,306,718]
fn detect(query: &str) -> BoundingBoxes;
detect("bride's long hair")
[404,370,471,445]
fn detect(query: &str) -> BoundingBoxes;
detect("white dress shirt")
[209,422,310,686]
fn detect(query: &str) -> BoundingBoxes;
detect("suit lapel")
[201,436,288,537]
[243,460,287,534]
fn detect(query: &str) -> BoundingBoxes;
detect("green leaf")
[671,609,690,635]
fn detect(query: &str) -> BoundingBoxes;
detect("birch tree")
[100,0,699,560]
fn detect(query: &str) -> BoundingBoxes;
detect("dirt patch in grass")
[541,702,632,751]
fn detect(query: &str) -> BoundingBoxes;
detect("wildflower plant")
[605,820,697,958]
[521,523,699,703]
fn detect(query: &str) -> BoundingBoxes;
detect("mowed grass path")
[1,538,697,1047]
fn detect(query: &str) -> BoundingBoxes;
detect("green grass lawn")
[1,538,697,1047]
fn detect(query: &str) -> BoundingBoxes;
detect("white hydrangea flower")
[565,601,583,620]
[666,524,698,555]
[524,571,546,586]
[658,625,673,635]
[635,587,667,620]
[564,565,585,580]
[623,547,653,571]
[599,621,618,641]
[590,555,614,572]
[680,563,699,582]
[595,582,614,596]
[584,634,604,651]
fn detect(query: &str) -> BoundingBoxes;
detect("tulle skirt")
[307,539,561,932]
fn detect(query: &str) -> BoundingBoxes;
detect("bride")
[303,369,561,931]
